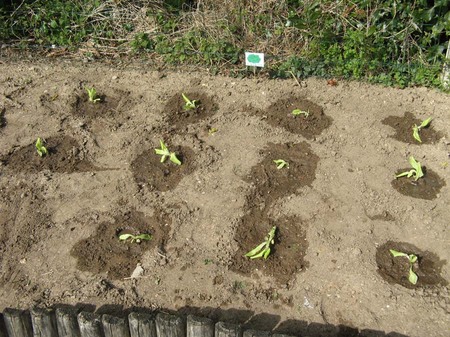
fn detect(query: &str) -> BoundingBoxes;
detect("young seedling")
[85,86,101,103]
[292,109,309,117]
[154,140,182,165]
[182,93,197,110]
[208,127,218,135]
[395,156,424,181]
[389,249,419,285]
[412,117,432,143]
[35,137,48,157]
[119,233,152,243]
[245,226,277,259]
[273,159,289,169]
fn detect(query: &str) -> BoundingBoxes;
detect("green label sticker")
[245,52,264,67]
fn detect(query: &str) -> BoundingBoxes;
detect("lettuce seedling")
[85,87,101,103]
[155,140,182,165]
[292,109,309,117]
[119,233,152,244]
[395,156,424,181]
[389,249,418,285]
[412,117,432,143]
[273,159,289,169]
[35,138,48,157]
[245,226,277,259]
[182,93,197,110]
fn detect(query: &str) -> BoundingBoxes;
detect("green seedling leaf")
[390,249,419,285]
[408,266,418,285]
[182,93,197,110]
[35,137,48,157]
[155,140,182,165]
[412,117,432,143]
[245,226,277,260]
[395,156,424,181]
[273,159,289,169]
[85,86,100,103]
[208,127,218,135]
[119,233,152,243]
[389,249,409,258]
[292,109,309,117]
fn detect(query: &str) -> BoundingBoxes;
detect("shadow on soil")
[0,304,409,337]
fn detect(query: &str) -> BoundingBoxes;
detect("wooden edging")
[1,308,296,337]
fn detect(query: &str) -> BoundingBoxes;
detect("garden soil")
[0,59,449,337]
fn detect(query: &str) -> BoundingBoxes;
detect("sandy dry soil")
[0,59,449,337]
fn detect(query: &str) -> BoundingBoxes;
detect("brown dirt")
[376,241,447,289]
[0,135,98,173]
[392,168,446,200]
[131,146,196,191]
[382,112,442,144]
[0,60,449,337]
[71,209,171,280]
[250,97,332,139]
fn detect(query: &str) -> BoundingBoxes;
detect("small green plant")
[119,233,152,243]
[273,159,289,169]
[245,226,276,259]
[85,87,100,103]
[412,117,432,143]
[389,249,419,285]
[182,93,198,110]
[155,140,182,165]
[395,156,424,181]
[292,109,309,117]
[204,259,213,265]
[35,138,48,157]
[208,127,218,135]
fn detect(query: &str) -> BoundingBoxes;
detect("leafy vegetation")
[85,87,100,103]
[389,249,419,285]
[245,226,277,260]
[412,117,432,143]
[0,1,448,88]
[155,140,182,165]
[119,233,152,244]
[273,159,289,169]
[181,93,198,110]
[292,109,309,117]
[396,156,424,181]
[35,138,48,157]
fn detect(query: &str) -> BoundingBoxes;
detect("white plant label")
[245,52,265,67]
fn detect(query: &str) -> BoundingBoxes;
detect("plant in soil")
[412,117,432,143]
[154,140,182,165]
[119,233,152,244]
[389,249,419,285]
[292,109,309,117]
[35,138,48,157]
[85,86,101,103]
[245,226,277,259]
[395,156,424,181]
[182,93,198,110]
[273,159,289,169]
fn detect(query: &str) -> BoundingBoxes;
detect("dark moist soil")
[162,92,218,131]
[0,135,98,173]
[230,142,319,284]
[131,146,196,192]
[69,89,131,120]
[391,168,445,200]
[255,97,332,139]
[0,107,5,129]
[382,112,442,144]
[376,241,448,289]
[71,209,171,280]
[244,142,319,210]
